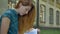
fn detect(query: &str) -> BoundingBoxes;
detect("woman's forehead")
[22,0,32,2]
[21,0,32,6]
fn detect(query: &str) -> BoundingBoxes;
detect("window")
[49,8,54,24]
[8,0,18,9]
[40,4,46,23]
[56,11,60,25]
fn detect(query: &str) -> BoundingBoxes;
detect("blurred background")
[0,0,60,34]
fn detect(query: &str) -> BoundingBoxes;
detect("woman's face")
[18,3,32,16]
[17,0,32,16]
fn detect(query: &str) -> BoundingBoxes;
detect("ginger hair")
[15,0,36,34]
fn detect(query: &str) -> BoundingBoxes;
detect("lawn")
[40,29,60,34]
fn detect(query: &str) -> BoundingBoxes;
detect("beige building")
[39,0,60,28]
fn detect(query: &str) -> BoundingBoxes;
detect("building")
[39,0,60,28]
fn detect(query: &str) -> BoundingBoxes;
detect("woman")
[1,0,40,34]
[1,0,32,34]
[17,0,36,34]
[17,0,40,34]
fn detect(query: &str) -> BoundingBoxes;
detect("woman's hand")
[36,28,40,34]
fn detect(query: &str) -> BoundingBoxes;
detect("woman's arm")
[1,17,10,34]
[37,28,40,34]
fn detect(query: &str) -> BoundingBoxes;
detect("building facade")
[39,0,60,28]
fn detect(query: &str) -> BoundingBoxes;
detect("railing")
[49,0,54,6]
[42,0,60,9]
[56,3,60,9]
[42,0,47,2]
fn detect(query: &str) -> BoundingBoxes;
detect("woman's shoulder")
[1,9,13,19]
[2,9,13,14]
[2,9,17,16]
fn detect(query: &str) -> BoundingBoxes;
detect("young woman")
[17,0,40,34]
[1,0,40,34]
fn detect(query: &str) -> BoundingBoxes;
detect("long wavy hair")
[15,0,36,34]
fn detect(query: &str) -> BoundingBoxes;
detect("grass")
[40,29,60,34]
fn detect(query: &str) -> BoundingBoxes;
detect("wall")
[0,0,8,15]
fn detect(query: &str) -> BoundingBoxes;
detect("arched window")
[56,10,60,25]
[49,8,54,24]
[40,4,46,23]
